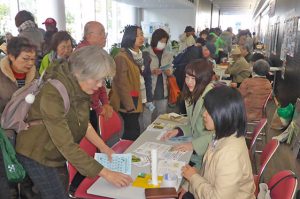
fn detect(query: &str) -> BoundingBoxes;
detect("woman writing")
[161,59,214,169]
[179,86,255,199]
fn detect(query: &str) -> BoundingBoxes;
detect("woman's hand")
[182,164,197,181]
[160,129,179,141]
[101,104,114,120]
[99,168,133,187]
[171,142,193,152]
[152,68,162,75]
[101,146,115,161]
[178,187,188,199]
[164,68,172,76]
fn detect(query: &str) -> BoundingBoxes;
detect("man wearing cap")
[42,18,58,55]
[178,26,196,53]
[225,46,251,86]
[43,17,58,32]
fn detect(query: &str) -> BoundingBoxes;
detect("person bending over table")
[178,86,255,199]
[15,46,132,199]
[161,59,214,169]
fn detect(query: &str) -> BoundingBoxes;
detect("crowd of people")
[0,9,276,199]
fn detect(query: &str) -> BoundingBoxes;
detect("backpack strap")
[269,173,297,191]
[48,79,70,114]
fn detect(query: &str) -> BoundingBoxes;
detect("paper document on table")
[147,121,175,132]
[159,113,188,124]
[167,136,192,143]
[134,142,186,160]
[158,159,185,177]
[94,153,132,175]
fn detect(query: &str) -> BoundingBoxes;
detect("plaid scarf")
[18,20,36,32]
[129,48,144,72]
[128,48,147,103]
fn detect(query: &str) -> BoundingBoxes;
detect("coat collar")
[0,56,36,84]
[119,48,140,67]
[186,82,214,130]
[211,133,239,150]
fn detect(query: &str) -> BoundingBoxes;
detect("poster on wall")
[141,22,170,38]
[280,16,299,60]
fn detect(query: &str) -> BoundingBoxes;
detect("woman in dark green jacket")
[15,46,132,198]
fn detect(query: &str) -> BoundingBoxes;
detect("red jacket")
[76,40,109,115]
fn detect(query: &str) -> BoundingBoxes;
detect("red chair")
[248,118,267,173]
[68,138,109,199]
[248,118,267,155]
[99,111,134,153]
[268,170,298,199]
[253,139,280,196]
[68,111,133,198]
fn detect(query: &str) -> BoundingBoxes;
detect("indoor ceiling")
[213,0,260,15]
[113,0,195,9]
[113,0,260,15]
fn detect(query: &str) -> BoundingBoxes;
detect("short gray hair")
[253,59,270,76]
[69,45,116,81]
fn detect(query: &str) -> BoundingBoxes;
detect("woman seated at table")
[239,59,272,122]
[178,86,255,199]
[15,46,132,198]
[161,59,214,169]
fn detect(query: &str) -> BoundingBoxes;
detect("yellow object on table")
[132,174,163,188]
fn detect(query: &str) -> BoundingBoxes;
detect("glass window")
[65,0,136,51]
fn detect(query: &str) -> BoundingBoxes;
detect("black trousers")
[119,112,140,141]
[89,109,99,134]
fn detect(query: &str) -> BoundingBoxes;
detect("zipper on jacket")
[73,96,89,127]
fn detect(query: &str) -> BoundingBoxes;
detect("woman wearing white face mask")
[140,28,174,130]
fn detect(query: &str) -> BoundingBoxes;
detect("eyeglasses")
[22,57,36,63]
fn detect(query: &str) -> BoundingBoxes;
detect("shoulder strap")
[269,174,297,191]
[48,79,70,113]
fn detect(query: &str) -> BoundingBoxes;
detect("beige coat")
[186,134,255,199]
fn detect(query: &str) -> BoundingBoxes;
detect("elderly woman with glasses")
[39,31,73,74]
[15,46,132,199]
[0,36,37,199]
